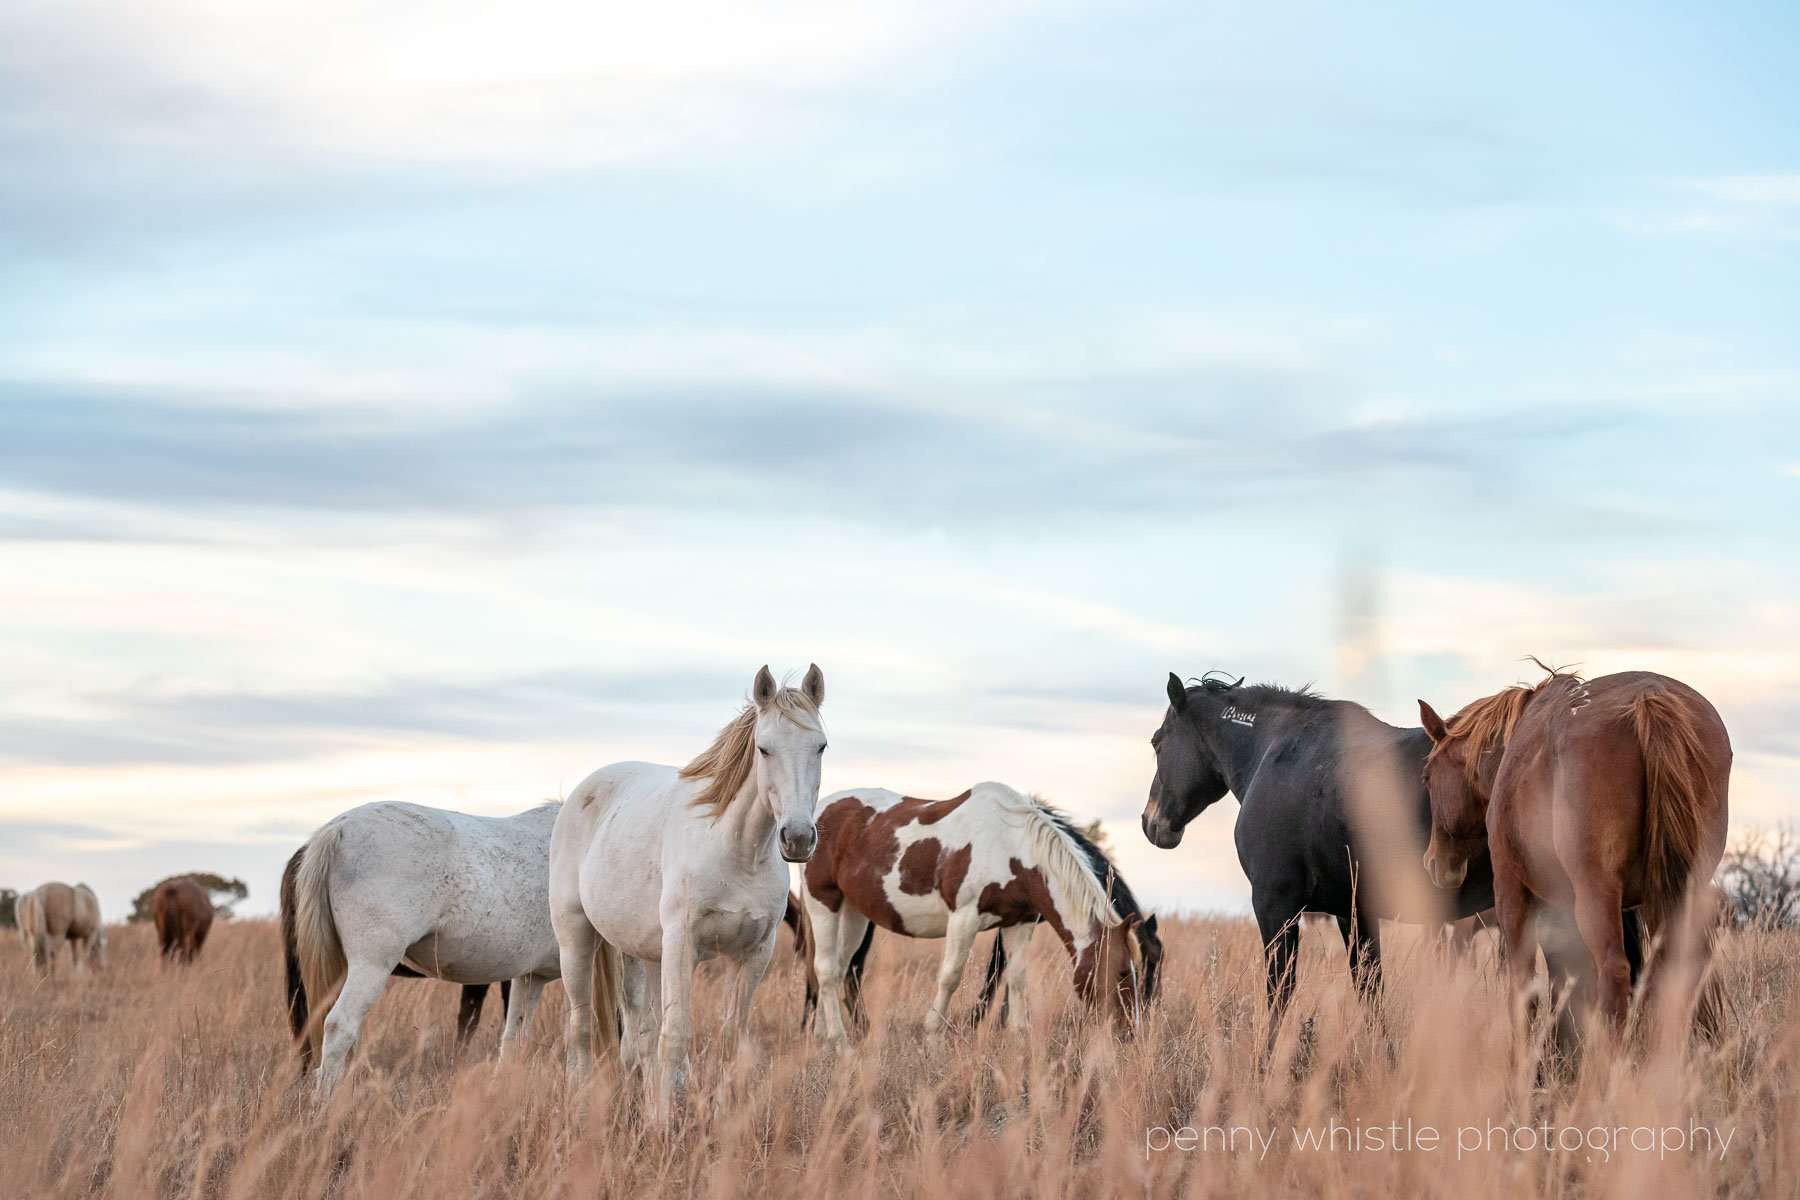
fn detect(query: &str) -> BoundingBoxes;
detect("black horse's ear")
[1143,913,1158,934]
[1167,672,1187,710]
[1418,699,1448,743]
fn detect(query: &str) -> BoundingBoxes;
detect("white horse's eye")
[758,746,770,757]
[817,744,827,755]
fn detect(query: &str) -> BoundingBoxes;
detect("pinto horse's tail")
[1630,688,1716,938]
[294,824,348,1065]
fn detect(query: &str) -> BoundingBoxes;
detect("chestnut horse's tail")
[294,824,348,1064]
[1630,688,1715,937]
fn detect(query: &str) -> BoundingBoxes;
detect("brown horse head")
[1418,677,1550,889]
[1073,912,1144,1034]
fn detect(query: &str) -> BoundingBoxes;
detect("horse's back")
[318,800,561,982]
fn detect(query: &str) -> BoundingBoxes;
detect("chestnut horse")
[153,878,214,962]
[1420,667,1730,1037]
[801,782,1146,1041]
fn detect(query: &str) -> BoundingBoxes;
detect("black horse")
[1141,673,1497,1037]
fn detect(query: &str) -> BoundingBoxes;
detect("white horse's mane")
[982,784,1121,932]
[680,687,822,818]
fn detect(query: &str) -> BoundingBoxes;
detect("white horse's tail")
[591,940,623,1052]
[294,823,348,1061]
[20,889,44,963]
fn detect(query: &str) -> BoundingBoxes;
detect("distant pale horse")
[18,882,106,977]
[550,664,827,1117]
[288,800,564,1096]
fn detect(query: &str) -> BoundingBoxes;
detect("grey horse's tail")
[294,824,348,1063]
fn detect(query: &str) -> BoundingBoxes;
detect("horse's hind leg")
[618,955,659,1079]
[925,908,981,1040]
[1573,880,1632,1031]
[455,985,488,1045]
[1252,891,1304,1063]
[497,975,545,1067]
[999,923,1033,1032]
[318,961,392,1097]
[1335,912,1382,1000]
[554,918,598,1080]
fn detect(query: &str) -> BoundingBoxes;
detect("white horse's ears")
[752,665,778,709]
[801,663,825,707]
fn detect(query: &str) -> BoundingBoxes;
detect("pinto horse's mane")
[989,787,1121,931]
[680,686,822,818]
[1431,660,1583,788]
[1038,802,1145,922]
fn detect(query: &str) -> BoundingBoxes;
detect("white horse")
[550,664,826,1115]
[18,882,106,977]
[291,800,563,1096]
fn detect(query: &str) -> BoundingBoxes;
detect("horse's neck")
[712,774,778,863]
[1208,713,1274,798]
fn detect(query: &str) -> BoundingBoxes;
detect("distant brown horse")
[277,847,505,1070]
[1419,667,1730,1037]
[153,878,215,962]
[18,881,107,976]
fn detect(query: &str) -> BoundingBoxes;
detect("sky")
[1,0,1796,920]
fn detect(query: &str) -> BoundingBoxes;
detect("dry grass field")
[2,914,1796,1199]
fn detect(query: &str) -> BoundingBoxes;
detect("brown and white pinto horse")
[802,782,1147,1041]
[1419,667,1730,1038]
[152,878,215,962]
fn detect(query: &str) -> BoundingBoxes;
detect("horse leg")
[619,955,659,1080]
[555,918,598,1080]
[1622,908,1645,988]
[806,899,850,1045]
[726,937,776,1063]
[656,924,697,1118]
[497,975,545,1067]
[1335,912,1382,1000]
[456,985,488,1046]
[1492,846,1542,1041]
[844,920,875,1031]
[318,960,391,1097]
[925,908,982,1040]
[999,923,1033,1032]
[1573,878,1632,1032]
[1252,891,1304,1061]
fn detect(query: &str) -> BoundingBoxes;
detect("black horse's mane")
[1189,673,1333,712]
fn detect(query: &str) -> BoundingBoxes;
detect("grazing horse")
[18,882,106,976]
[1141,674,1496,1042]
[288,801,563,1096]
[279,848,508,1071]
[802,781,1146,1042]
[153,878,214,962]
[549,665,827,1115]
[1419,668,1730,1036]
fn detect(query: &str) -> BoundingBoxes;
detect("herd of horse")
[17,660,1731,1115]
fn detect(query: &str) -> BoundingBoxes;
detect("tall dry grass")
[2,914,1796,1198]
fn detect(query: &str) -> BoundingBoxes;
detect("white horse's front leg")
[926,908,982,1041]
[657,924,696,1118]
[727,935,777,1063]
[496,974,545,1068]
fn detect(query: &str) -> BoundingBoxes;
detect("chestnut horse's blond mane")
[1431,660,1582,788]
[680,687,822,818]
